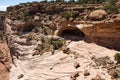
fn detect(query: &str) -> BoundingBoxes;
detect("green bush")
[55,0,65,2]
[103,0,118,14]
[33,27,39,33]
[77,0,108,4]
[50,40,64,50]
[62,11,72,20]
[16,31,22,36]
[114,53,120,64]
[104,4,118,14]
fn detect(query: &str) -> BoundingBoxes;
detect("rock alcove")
[61,28,85,41]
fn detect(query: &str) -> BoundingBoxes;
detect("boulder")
[89,9,107,21]
[84,70,90,76]
[112,14,120,22]
[17,74,24,79]
[74,62,80,69]
[61,46,69,53]
[71,72,79,80]
[91,75,102,80]
[108,69,119,79]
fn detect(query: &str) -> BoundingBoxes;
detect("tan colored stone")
[61,46,69,53]
[109,69,118,79]
[89,9,107,21]
[84,70,90,76]
[17,74,24,79]
[71,72,79,80]
[91,75,102,80]
[74,62,80,69]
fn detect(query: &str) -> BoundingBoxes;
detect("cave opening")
[61,28,85,41]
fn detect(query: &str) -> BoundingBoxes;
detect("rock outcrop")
[0,43,11,80]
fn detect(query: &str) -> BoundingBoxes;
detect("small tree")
[55,0,65,2]
[114,53,120,64]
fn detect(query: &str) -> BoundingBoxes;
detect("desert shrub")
[77,0,108,4]
[34,37,65,56]
[48,15,53,20]
[114,53,120,64]
[38,24,53,35]
[72,11,79,18]
[61,11,72,20]
[103,0,118,14]
[33,27,39,33]
[0,50,3,58]
[0,31,5,42]
[68,0,75,3]
[55,0,65,2]
[41,36,45,43]
[79,15,84,19]
[50,40,64,50]
[16,31,23,36]
[26,33,35,42]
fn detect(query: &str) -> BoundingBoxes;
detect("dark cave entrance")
[61,28,85,41]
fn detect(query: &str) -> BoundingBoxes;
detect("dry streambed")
[9,39,119,80]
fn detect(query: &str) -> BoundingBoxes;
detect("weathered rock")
[17,74,24,79]
[74,62,80,69]
[82,20,120,50]
[84,70,90,76]
[34,15,40,21]
[116,0,120,7]
[91,75,102,80]
[32,50,39,56]
[89,9,107,21]
[95,56,110,66]
[108,69,119,79]
[61,46,69,53]
[71,72,79,80]
[0,43,11,80]
[112,14,120,22]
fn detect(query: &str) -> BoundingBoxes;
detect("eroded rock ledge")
[54,18,120,50]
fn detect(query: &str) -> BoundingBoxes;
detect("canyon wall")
[4,2,120,80]
[82,21,120,50]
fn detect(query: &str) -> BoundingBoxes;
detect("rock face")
[0,43,11,80]
[80,20,120,50]
[89,9,107,21]
[0,12,11,80]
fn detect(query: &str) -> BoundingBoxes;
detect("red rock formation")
[0,43,11,80]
